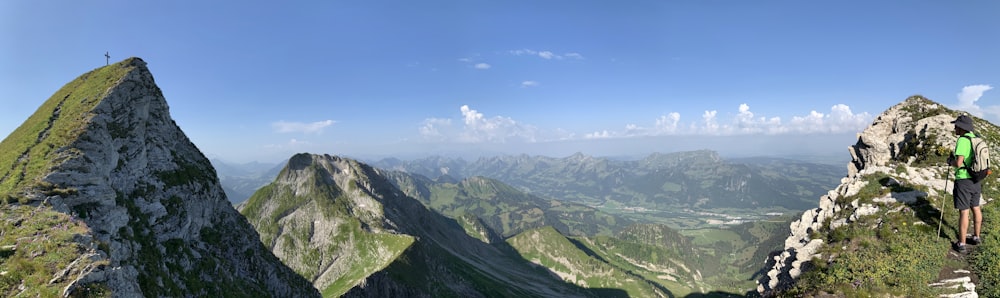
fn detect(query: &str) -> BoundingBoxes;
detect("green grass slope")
[385,172,628,238]
[507,226,671,298]
[575,224,703,296]
[0,59,136,200]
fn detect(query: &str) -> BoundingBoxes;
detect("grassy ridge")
[0,59,137,200]
[507,226,669,297]
[320,222,414,297]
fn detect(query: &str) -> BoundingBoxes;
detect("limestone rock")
[0,58,318,297]
[757,95,986,295]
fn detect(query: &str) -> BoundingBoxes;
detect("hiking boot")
[953,242,967,253]
[968,236,982,245]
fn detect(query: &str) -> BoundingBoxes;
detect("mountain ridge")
[0,58,318,297]
[240,153,599,297]
[757,95,1000,296]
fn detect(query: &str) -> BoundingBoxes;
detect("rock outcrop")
[0,58,318,297]
[756,96,989,296]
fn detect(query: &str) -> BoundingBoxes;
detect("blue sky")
[2,1,998,163]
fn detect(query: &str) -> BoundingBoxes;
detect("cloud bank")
[422,103,872,144]
[587,103,871,139]
[420,105,543,143]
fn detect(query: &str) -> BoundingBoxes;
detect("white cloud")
[823,104,871,133]
[509,49,584,60]
[457,56,491,70]
[655,112,681,133]
[272,120,335,134]
[521,81,540,87]
[953,84,994,117]
[419,105,540,143]
[419,118,452,141]
[702,110,719,134]
[585,130,613,139]
[599,103,872,138]
[509,49,537,56]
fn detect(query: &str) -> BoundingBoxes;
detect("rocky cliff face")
[0,58,318,297]
[240,153,594,297]
[756,96,991,296]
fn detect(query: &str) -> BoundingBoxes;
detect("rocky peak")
[757,95,992,296]
[242,153,596,297]
[240,153,415,295]
[0,58,318,297]
[848,95,955,177]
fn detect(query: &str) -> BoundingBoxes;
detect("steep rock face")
[756,96,991,295]
[241,153,593,297]
[0,58,318,297]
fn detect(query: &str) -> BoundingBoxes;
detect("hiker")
[949,114,983,252]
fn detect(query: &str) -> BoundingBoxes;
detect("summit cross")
[105,52,110,65]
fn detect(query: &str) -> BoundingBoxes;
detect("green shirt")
[955,132,976,180]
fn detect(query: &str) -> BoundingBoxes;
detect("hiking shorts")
[953,179,982,211]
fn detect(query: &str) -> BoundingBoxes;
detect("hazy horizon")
[208,132,857,168]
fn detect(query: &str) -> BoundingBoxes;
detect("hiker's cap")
[952,114,974,131]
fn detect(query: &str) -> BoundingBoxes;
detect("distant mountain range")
[373,150,844,211]
[217,151,844,214]
[210,159,284,204]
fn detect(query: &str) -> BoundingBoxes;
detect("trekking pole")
[939,163,952,240]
